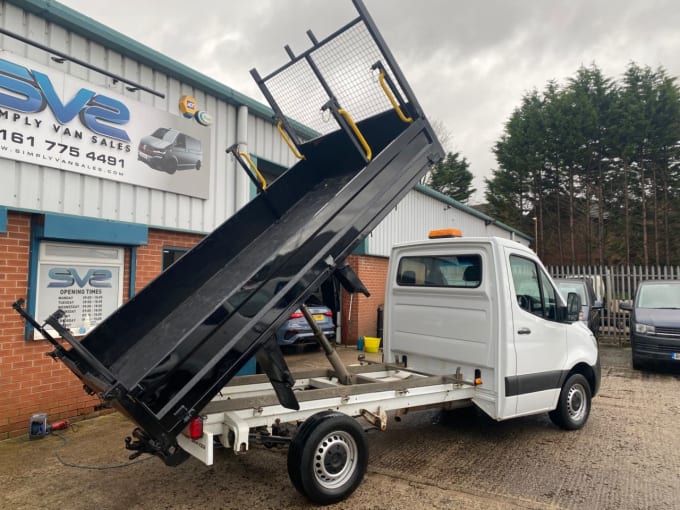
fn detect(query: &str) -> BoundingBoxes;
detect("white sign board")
[0,54,211,198]
[34,242,124,339]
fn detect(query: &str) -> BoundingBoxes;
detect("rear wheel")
[287,411,368,505]
[549,373,591,430]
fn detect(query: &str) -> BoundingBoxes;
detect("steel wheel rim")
[567,383,587,422]
[313,430,358,489]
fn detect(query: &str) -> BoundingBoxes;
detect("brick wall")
[0,214,390,437]
[341,255,388,345]
[0,212,92,440]
[0,213,204,439]
[135,229,204,290]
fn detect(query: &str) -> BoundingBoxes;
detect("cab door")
[506,251,567,415]
[173,133,188,167]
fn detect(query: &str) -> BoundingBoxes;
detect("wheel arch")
[562,361,599,397]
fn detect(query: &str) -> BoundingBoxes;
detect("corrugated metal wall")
[0,1,526,252]
[366,188,530,257]
[0,1,295,233]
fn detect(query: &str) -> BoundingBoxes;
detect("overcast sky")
[59,0,680,203]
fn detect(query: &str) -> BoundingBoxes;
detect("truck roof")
[391,235,534,254]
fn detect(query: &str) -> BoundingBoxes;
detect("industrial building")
[0,0,529,439]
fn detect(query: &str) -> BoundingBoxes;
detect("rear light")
[324,311,333,317]
[578,311,584,321]
[188,416,203,440]
[289,311,304,319]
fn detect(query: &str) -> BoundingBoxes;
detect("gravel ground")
[0,345,678,510]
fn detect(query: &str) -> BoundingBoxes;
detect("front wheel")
[549,373,591,430]
[162,156,177,174]
[632,355,644,371]
[287,411,368,505]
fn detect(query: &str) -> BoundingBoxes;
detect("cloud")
[58,0,680,203]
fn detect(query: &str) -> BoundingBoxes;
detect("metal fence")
[548,265,680,344]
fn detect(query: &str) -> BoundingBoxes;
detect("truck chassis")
[177,361,475,504]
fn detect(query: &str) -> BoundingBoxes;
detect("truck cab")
[384,235,600,428]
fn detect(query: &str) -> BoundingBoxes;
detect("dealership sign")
[35,242,124,339]
[0,55,211,199]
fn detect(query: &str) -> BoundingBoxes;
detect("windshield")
[150,128,175,141]
[556,282,586,303]
[637,283,680,309]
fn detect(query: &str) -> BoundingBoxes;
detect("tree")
[421,119,454,184]
[488,89,550,258]
[430,119,453,150]
[486,62,680,265]
[426,152,476,203]
[649,69,680,265]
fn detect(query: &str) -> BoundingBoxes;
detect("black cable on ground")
[53,424,153,470]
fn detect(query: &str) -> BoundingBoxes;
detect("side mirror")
[592,300,604,309]
[566,292,581,322]
[619,301,633,312]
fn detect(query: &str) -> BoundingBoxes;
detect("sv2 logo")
[0,58,130,142]
[47,268,113,288]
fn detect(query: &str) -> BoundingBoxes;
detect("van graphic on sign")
[138,128,202,173]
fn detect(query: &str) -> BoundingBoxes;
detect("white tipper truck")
[178,232,600,505]
[9,1,599,504]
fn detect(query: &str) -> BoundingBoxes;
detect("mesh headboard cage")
[257,17,414,138]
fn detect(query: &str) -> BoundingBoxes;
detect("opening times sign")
[37,264,120,335]
[0,54,211,199]
[34,242,124,339]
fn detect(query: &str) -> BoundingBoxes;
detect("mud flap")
[255,336,299,410]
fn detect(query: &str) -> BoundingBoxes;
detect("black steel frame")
[13,0,444,463]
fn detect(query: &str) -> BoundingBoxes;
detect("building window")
[257,158,288,183]
[163,247,188,270]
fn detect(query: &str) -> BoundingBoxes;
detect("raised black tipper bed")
[14,0,444,463]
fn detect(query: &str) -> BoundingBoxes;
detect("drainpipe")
[236,105,250,208]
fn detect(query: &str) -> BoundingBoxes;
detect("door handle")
[517,327,531,335]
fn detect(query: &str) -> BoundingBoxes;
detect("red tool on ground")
[28,413,70,439]
[49,420,70,432]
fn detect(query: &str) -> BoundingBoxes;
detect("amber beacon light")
[428,228,463,239]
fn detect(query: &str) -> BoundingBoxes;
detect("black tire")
[163,156,177,174]
[548,373,591,430]
[287,411,368,505]
[632,355,643,371]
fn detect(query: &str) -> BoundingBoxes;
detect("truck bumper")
[591,355,601,397]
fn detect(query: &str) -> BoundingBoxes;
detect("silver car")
[554,278,603,335]
[275,305,335,346]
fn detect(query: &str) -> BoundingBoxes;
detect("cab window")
[186,137,201,152]
[510,255,558,320]
[397,254,481,288]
